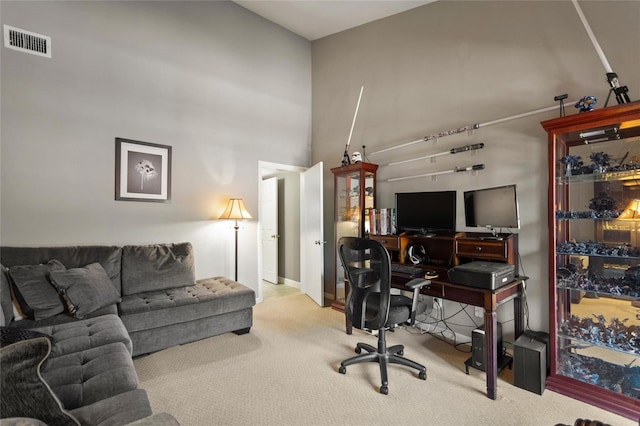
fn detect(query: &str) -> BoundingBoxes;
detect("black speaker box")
[514,333,547,395]
[522,330,550,376]
[471,323,502,371]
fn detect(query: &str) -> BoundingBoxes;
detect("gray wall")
[312,1,640,335]
[0,1,312,295]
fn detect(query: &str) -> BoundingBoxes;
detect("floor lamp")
[219,198,252,281]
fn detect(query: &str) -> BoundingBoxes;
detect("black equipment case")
[448,261,515,290]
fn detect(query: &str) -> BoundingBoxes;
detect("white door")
[261,177,278,284]
[300,162,324,306]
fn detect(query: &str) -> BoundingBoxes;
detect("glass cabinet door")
[543,102,640,420]
[331,162,377,309]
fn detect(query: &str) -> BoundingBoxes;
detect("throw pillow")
[0,327,54,348]
[0,337,80,425]
[49,263,121,319]
[7,260,66,321]
[121,242,196,295]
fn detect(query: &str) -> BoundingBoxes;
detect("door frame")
[257,161,306,303]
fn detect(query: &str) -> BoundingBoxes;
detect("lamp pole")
[233,219,239,281]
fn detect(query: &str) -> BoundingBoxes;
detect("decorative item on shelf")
[365,186,374,197]
[558,314,640,355]
[555,268,640,298]
[557,241,640,257]
[589,151,610,173]
[560,155,583,176]
[570,0,632,107]
[556,210,621,220]
[219,198,253,282]
[554,94,568,117]
[619,199,640,220]
[341,86,364,167]
[605,72,632,106]
[588,192,617,212]
[575,96,597,113]
[557,350,640,398]
[351,152,362,163]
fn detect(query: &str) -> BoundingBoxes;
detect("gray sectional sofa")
[0,242,256,425]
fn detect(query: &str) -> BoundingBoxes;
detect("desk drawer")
[421,281,444,298]
[370,235,400,251]
[456,239,508,261]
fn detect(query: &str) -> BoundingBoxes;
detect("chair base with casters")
[338,325,427,395]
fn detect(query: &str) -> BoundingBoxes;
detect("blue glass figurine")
[575,96,597,112]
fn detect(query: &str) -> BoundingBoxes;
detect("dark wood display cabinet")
[542,101,640,420]
[331,162,377,311]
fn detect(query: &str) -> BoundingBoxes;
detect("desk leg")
[514,287,524,338]
[484,310,498,400]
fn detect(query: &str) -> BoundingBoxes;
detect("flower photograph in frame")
[115,138,172,202]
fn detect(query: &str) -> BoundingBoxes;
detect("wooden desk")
[349,232,523,399]
[391,274,525,400]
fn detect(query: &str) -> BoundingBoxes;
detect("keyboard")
[391,263,423,278]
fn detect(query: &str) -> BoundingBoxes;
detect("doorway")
[258,161,305,303]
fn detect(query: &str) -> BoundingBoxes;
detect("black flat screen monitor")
[395,191,456,234]
[464,184,520,231]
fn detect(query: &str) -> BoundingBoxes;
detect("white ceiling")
[232,0,435,41]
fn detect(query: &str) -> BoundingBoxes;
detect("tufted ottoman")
[119,277,256,356]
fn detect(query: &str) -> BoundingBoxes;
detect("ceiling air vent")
[3,25,51,58]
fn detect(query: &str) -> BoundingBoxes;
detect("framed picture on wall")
[115,138,172,202]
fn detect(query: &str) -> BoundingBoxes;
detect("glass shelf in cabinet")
[556,285,640,301]
[555,275,640,298]
[556,332,640,357]
[557,251,640,259]
[557,169,640,185]
[558,313,640,356]
[555,211,622,220]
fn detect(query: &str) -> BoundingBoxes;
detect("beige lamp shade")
[219,198,252,220]
[619,199,640,220]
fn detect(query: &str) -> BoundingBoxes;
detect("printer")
[448,261,515,290]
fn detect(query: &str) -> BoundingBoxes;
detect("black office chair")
[337,236,429,394]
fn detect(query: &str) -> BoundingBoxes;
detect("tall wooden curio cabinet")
[330,162,377,310]
[542,102,640,420]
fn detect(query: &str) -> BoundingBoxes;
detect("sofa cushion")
[119,277,255,333]
[40,341,139,410]
[7,304,118,331]
[33,314,133,358]
[7,260,66,320]
[49,263,122,319]
[0,246,123,294]
[121,243,195,296]
[0,337,80,425]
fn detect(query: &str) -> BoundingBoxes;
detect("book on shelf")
[368,208,396,236]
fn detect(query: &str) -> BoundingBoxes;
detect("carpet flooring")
[134,293,635,426]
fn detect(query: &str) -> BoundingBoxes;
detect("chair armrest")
[405,278,431,290]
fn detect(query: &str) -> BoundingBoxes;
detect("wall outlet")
[474,306,484,318]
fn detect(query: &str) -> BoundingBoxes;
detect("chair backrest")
[337,237,391,331]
